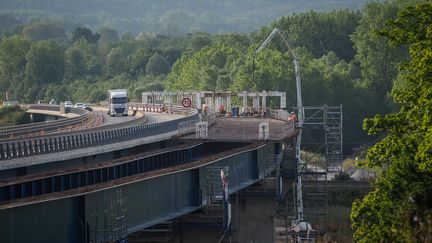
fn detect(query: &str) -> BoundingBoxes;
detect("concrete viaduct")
[0,102,299,243]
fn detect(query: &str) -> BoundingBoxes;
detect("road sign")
[182,98,191,108]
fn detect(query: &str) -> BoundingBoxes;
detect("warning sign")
[182,98,192,108]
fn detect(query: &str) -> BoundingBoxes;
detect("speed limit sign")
[182,98,192,108]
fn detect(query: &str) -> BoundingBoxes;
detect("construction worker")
[219,103,225,114]
[288,112,298,122]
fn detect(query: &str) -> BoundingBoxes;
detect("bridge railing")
[0,105,89,139]
[0,108,199,161]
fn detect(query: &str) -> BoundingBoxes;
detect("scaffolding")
[299,105,343,232]
[89,188,128,243]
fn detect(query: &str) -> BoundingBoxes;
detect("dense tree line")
[0,0,368,35]
[351,3,432,241]
[0,27,214,103]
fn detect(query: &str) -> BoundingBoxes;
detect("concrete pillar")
[227,94,231,112]
[212,92,216,112]
[196,93,202,110]
[262,91,267,109]
[242,92,247,108]
[253,95,258,109]
[280,93,286,109]
[142,92,148,104]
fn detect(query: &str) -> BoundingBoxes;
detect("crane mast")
[255,28,305,223]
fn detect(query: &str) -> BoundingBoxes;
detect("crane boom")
[254,28,305,223]
[254,28,304,125]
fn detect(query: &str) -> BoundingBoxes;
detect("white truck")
[107,89,128,116]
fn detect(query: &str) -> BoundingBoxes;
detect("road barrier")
[0,105,89,139]
[0,108,199,161]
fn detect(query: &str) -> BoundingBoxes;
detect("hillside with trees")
[0,0,368,35]
[0,0,431,240]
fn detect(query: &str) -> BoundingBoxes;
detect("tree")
[72,27,100,44]
[97,26,119,43]
[128,48,153,77]
[25,40,65,85]
[167,44,242,91]
[350,1,417,115]
[106,47,127,77]
[22,21,66,41]
[0,35,32,98]
[145,53,170,76]
[257,10,361,61]
[64,47,86,82]
[0,14,21,37]
[45,84,69,102]
[184,33,213,54]
[73,38,101,78]
[351,3,432,242]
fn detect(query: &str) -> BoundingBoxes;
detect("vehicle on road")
[107,89,128,116]
[64,101,73,108]
[49,99,57,105]
[3,101,18,106]
[37,100,44,104]
[74,103,84,109]
[83,104,93,111]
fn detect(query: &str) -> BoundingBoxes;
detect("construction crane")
[254,28,306,225]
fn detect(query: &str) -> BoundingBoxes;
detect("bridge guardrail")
[0,108,199,161]
[0,105,89,139]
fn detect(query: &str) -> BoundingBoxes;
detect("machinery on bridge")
[255,28,316,241]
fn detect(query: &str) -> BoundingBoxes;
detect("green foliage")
[351,3,432,242]
[167,43,243,91]
[132,75,165,101]
[0,35,31,92]
[97,27,119,43]
[64,46,86,82]
[262,9,361,61]
[73,38,101,77]
[22,21,65,41]
[106,46,130,77]
[25,40,64,85]
[350,1,422,116]
[0,105,30,126]
[128,48,153,78]
[0,14,21,37]
[145,53,170,76]
[72,27,100,44]
[0,0,370,35]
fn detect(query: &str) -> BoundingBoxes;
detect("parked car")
[74,103,84,109]
[3,101,18,107]
[49,99,57,105]
[83,104,93,111]
[64,101,73,108]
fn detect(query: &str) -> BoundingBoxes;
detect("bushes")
[0,105,30,126]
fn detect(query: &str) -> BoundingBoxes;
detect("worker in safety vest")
[288,112,298,122]
[219,104,225,114]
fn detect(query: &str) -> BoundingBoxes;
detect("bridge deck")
[181,117,297,141]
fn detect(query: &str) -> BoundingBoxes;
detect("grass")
[320,206,354,243]
[342,157,384,177]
